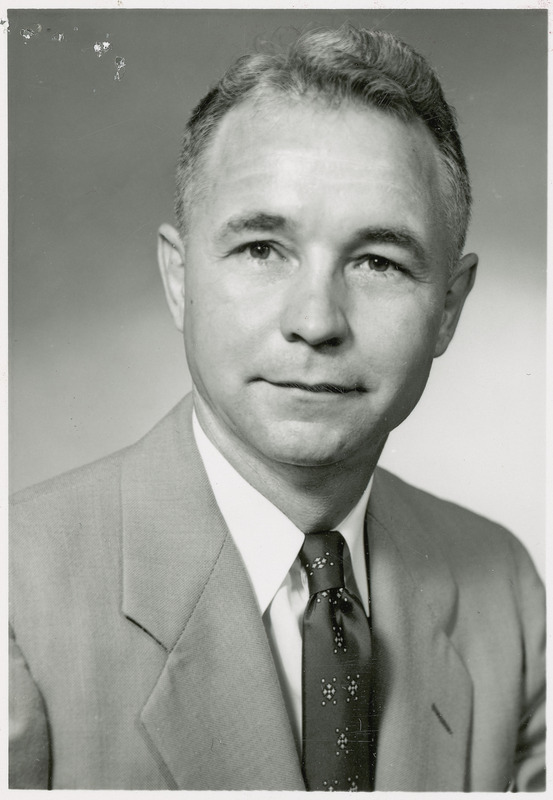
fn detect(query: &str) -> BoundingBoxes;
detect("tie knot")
[300,531,345,595]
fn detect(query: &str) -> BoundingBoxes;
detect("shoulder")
[10,396,195,571]
[11,396,193,520]
[373,465,520,544]
[370,467,544,678]
[11,449,123,518]
[10,397,196,633]
[371,466,542,591]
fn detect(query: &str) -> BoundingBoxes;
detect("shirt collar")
[192,411,372,614]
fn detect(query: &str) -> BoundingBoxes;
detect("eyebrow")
[214,212,290,244]
[351,226,428,264]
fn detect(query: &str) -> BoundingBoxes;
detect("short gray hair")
[175,24,471,262]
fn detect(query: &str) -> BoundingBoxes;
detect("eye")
[234,241,286,265]
[247,242,273,261]
[365,255,401,272]
[361,254,402,273]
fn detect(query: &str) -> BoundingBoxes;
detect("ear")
[157,223,186,333]
[434,252,478,357]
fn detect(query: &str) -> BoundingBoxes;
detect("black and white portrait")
[8,6,546,791]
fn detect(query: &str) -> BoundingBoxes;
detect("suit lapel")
[120,397,303,790]
[141,532,304,789]
[367,469,473,791]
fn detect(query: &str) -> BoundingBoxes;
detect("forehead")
[194,96,447,250]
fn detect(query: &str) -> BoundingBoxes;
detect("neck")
[194,393,385,532]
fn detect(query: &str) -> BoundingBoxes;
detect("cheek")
[183,283,264,379]
[362,296,443,378]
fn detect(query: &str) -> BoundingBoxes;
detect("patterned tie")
[300,531,373,792]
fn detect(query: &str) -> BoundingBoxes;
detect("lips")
[260,379,365,394]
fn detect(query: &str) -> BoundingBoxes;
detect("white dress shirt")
[192,412,373,752]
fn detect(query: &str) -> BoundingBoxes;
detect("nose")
[279,262,350,347]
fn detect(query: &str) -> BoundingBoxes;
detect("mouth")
[261,380,365,395]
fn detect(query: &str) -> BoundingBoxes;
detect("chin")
[249,420,366,468]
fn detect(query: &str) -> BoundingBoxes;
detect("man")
[10,24,545,791]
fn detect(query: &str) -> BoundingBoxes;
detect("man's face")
[163,97,474,469]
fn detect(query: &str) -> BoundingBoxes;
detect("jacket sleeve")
[9,625,51,788]
[510,541,546,792]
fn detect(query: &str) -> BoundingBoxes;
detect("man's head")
[158,25,477,474]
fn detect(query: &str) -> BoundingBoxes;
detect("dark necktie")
[300,530,372,792]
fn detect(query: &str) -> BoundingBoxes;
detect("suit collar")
[120,396,304,789]
[367,468,474,791]
[120,395,227,651]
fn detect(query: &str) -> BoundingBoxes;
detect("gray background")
[9,9,546,575]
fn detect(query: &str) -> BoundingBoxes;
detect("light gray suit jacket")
[10,395,545,790]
